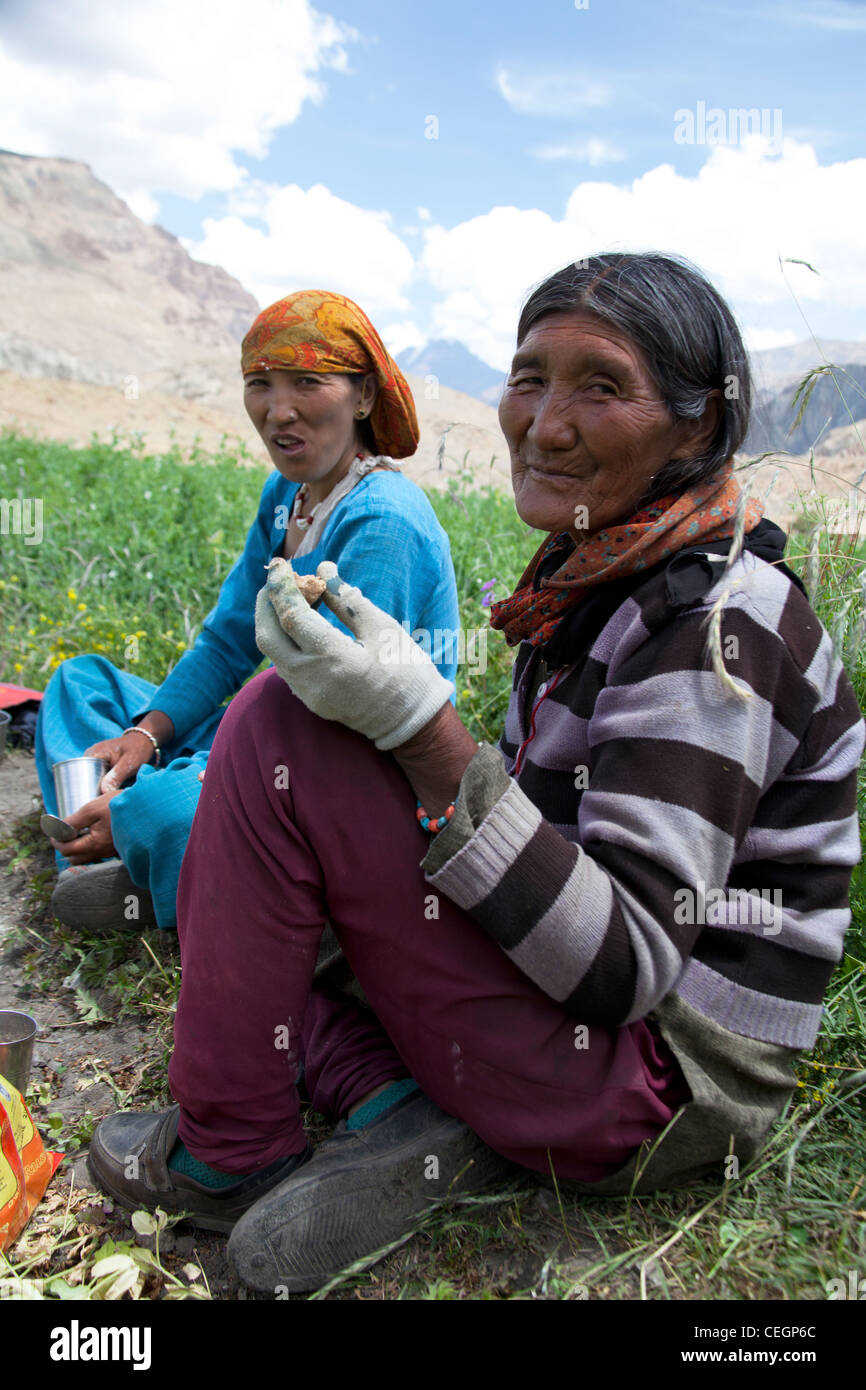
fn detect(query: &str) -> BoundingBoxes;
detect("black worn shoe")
[87,1106,312,1234]
[228,1092,517,1293]
[51,859,158,931]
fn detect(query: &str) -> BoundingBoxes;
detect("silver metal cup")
[52,756,109,819]
[0,1011,38,1096]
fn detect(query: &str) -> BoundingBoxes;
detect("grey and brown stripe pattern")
[426,552,864,1051]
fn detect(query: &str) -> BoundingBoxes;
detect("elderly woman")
[36,290,459,932]
[89,253,863,1295]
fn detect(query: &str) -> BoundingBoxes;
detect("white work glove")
[255,559,454,751]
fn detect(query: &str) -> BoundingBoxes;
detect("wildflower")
[67,588,77,601]
[480,578,498,608]
[77,603,86,612]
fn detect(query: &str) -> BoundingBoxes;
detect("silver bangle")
[122,725,161,767]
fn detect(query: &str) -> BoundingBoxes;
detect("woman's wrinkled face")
[499,312,699,538]
[243,368,373,483]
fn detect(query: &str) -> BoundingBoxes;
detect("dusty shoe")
[88,1105,312,1234]
[51,858,158,930]
[227,1092,517,1293]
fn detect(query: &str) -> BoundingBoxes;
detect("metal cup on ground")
[0,1011,38,1095]
[40,755,109,842]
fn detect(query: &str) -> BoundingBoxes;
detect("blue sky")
[1,0,865,368]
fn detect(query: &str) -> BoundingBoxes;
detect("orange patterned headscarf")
[241,290,419,460]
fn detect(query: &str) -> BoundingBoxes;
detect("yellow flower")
[13,662,23,672]
[77,602,86,612]
[67,588,77,600]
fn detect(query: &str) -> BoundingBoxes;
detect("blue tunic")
[36,468,460,927]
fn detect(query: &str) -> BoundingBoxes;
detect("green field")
[1,428,864,1301]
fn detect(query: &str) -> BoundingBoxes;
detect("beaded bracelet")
[122,726,161,767]
[416,799,455,833]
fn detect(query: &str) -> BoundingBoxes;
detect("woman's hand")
[50,790,120,864]
[84,729,159,794]
[255,560,454,750]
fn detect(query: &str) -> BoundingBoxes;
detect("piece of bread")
[294,572,327,605]
[265,557,326,607]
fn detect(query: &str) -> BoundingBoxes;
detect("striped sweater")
[423,537,864,1189]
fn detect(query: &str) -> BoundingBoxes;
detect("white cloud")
[533,138,625,166]
[495,65,611,116]
[187,182,415,317]
[380,321,427,357]
[124,190,160,224]
[418,138,866,370]
[417,207,432,222]
[422,207,585,370]
[0,0,357,206]
[743,328,800,353]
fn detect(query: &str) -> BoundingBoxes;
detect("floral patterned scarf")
[489,461,763,648]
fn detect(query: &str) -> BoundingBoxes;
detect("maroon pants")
[169,669,688,1180]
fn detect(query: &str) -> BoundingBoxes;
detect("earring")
[356,410,366,418]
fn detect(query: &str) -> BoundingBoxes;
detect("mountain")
[0,149,506,491]
[745,363,866,457]
[749,339,866,393]
[396,339,506,405]
[0,149,258,400]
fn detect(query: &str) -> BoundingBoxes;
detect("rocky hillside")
[0,149,506,487]
[0,150,258,399]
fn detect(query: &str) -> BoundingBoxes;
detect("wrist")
[136,710,175,747]
[393,704,478,816]
[122,725,161,766]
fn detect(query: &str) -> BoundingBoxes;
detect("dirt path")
[0,749,251,1296]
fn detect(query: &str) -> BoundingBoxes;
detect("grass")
[1,419,865,1300]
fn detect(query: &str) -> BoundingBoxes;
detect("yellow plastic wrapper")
[0,1072,63,1251]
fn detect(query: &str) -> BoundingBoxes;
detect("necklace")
[290,453,371,530]
[290,484,319,530]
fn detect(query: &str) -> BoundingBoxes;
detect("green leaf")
[131,1210,157,1236]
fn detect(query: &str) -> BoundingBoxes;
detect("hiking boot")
[88,1105,312,1234]
[51,859,158,930]
[227,1091,517,1293]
